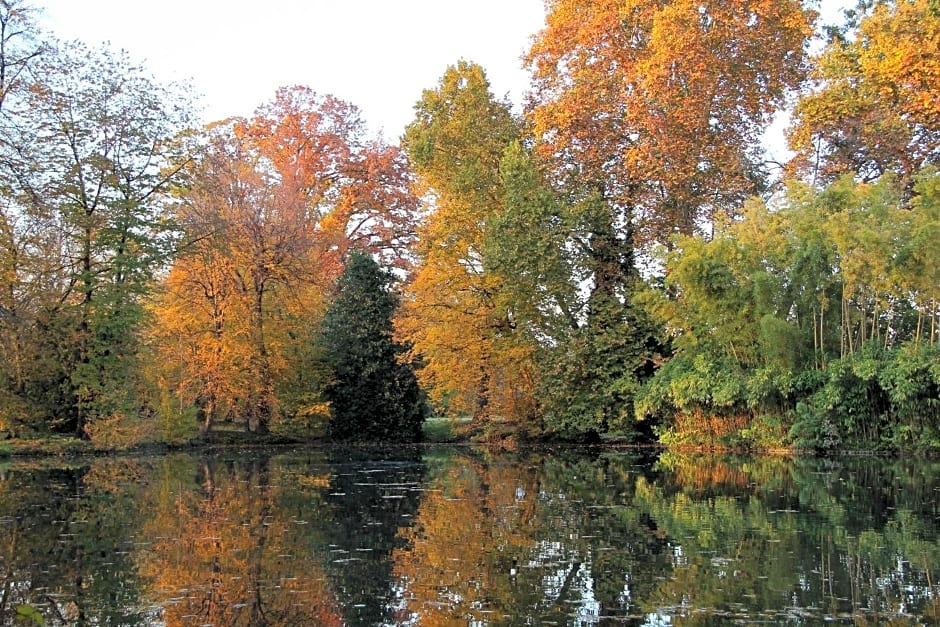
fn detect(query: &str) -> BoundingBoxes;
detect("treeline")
[0,0,937,449]
[0,2,424,443]
[398,0,940,450]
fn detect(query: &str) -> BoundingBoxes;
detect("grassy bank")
[0,416,469,459]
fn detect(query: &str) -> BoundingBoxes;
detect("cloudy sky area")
[38,0,546,139]
[38,1,851,148]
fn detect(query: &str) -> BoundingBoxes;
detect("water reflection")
[0,449,937,625]
[137,455,344,625]
[0,458,155,624]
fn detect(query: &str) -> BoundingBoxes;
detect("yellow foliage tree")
[788,0,940,185]
[398,62,538,425]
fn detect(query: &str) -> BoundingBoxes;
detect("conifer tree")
[320,250,427,441]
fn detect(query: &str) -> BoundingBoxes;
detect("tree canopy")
[1,0,937,451]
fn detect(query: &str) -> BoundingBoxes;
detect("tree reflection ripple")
[0,449,937,625]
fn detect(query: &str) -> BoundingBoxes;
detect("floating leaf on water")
[15,604,44,626]
[297,474,332,489]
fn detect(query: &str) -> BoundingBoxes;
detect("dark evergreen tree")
[321,250,427,441]
[535,196,661,442]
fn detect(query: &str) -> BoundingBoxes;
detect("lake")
[0,446,937,625]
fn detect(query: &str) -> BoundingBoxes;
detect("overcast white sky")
[37,0,851,149]
[38,0,547,139]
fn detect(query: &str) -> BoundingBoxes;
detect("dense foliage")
[0,3,194,441]
[320,250,427,442]
[638,172,940,449]
[0,0,937,450]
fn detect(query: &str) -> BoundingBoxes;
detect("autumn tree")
[788,0,940,186]
[319,250,426,442]
[399,61,539,426]
[173,118,320,434]
[152,87,420,435]
[525,0,815,244]
[152,207,254,438]
[0,36,194,438]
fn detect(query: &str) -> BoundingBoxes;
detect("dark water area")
[0,447,938,626]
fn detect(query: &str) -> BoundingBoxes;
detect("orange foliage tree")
[525,0,815,243]
[787,0,940,185]
[151,87,419,435]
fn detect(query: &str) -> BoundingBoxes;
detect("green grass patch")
[422,416,464,443]
[3,436,94,456]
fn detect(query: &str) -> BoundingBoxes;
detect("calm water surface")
[0,446,938,625]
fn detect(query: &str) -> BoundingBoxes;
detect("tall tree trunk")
[819,300,826,367]
[932,300,937,346]
[812,309,818,366]
[76,220,94,438]
[249,276,271,433]
[916,308,923,345]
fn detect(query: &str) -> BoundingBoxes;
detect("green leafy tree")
[492,140,661,440]
[320,250,427,442]
[0,36,194,438]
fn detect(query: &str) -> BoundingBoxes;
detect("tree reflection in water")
[0,449,938,625]
[138,454,343,626]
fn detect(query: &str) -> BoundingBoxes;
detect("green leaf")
[15,604,44,626]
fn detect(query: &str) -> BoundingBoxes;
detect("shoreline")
[3,433,938,461]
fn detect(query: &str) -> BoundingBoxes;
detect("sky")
[37,0,853,150]
[37,0,547,139]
